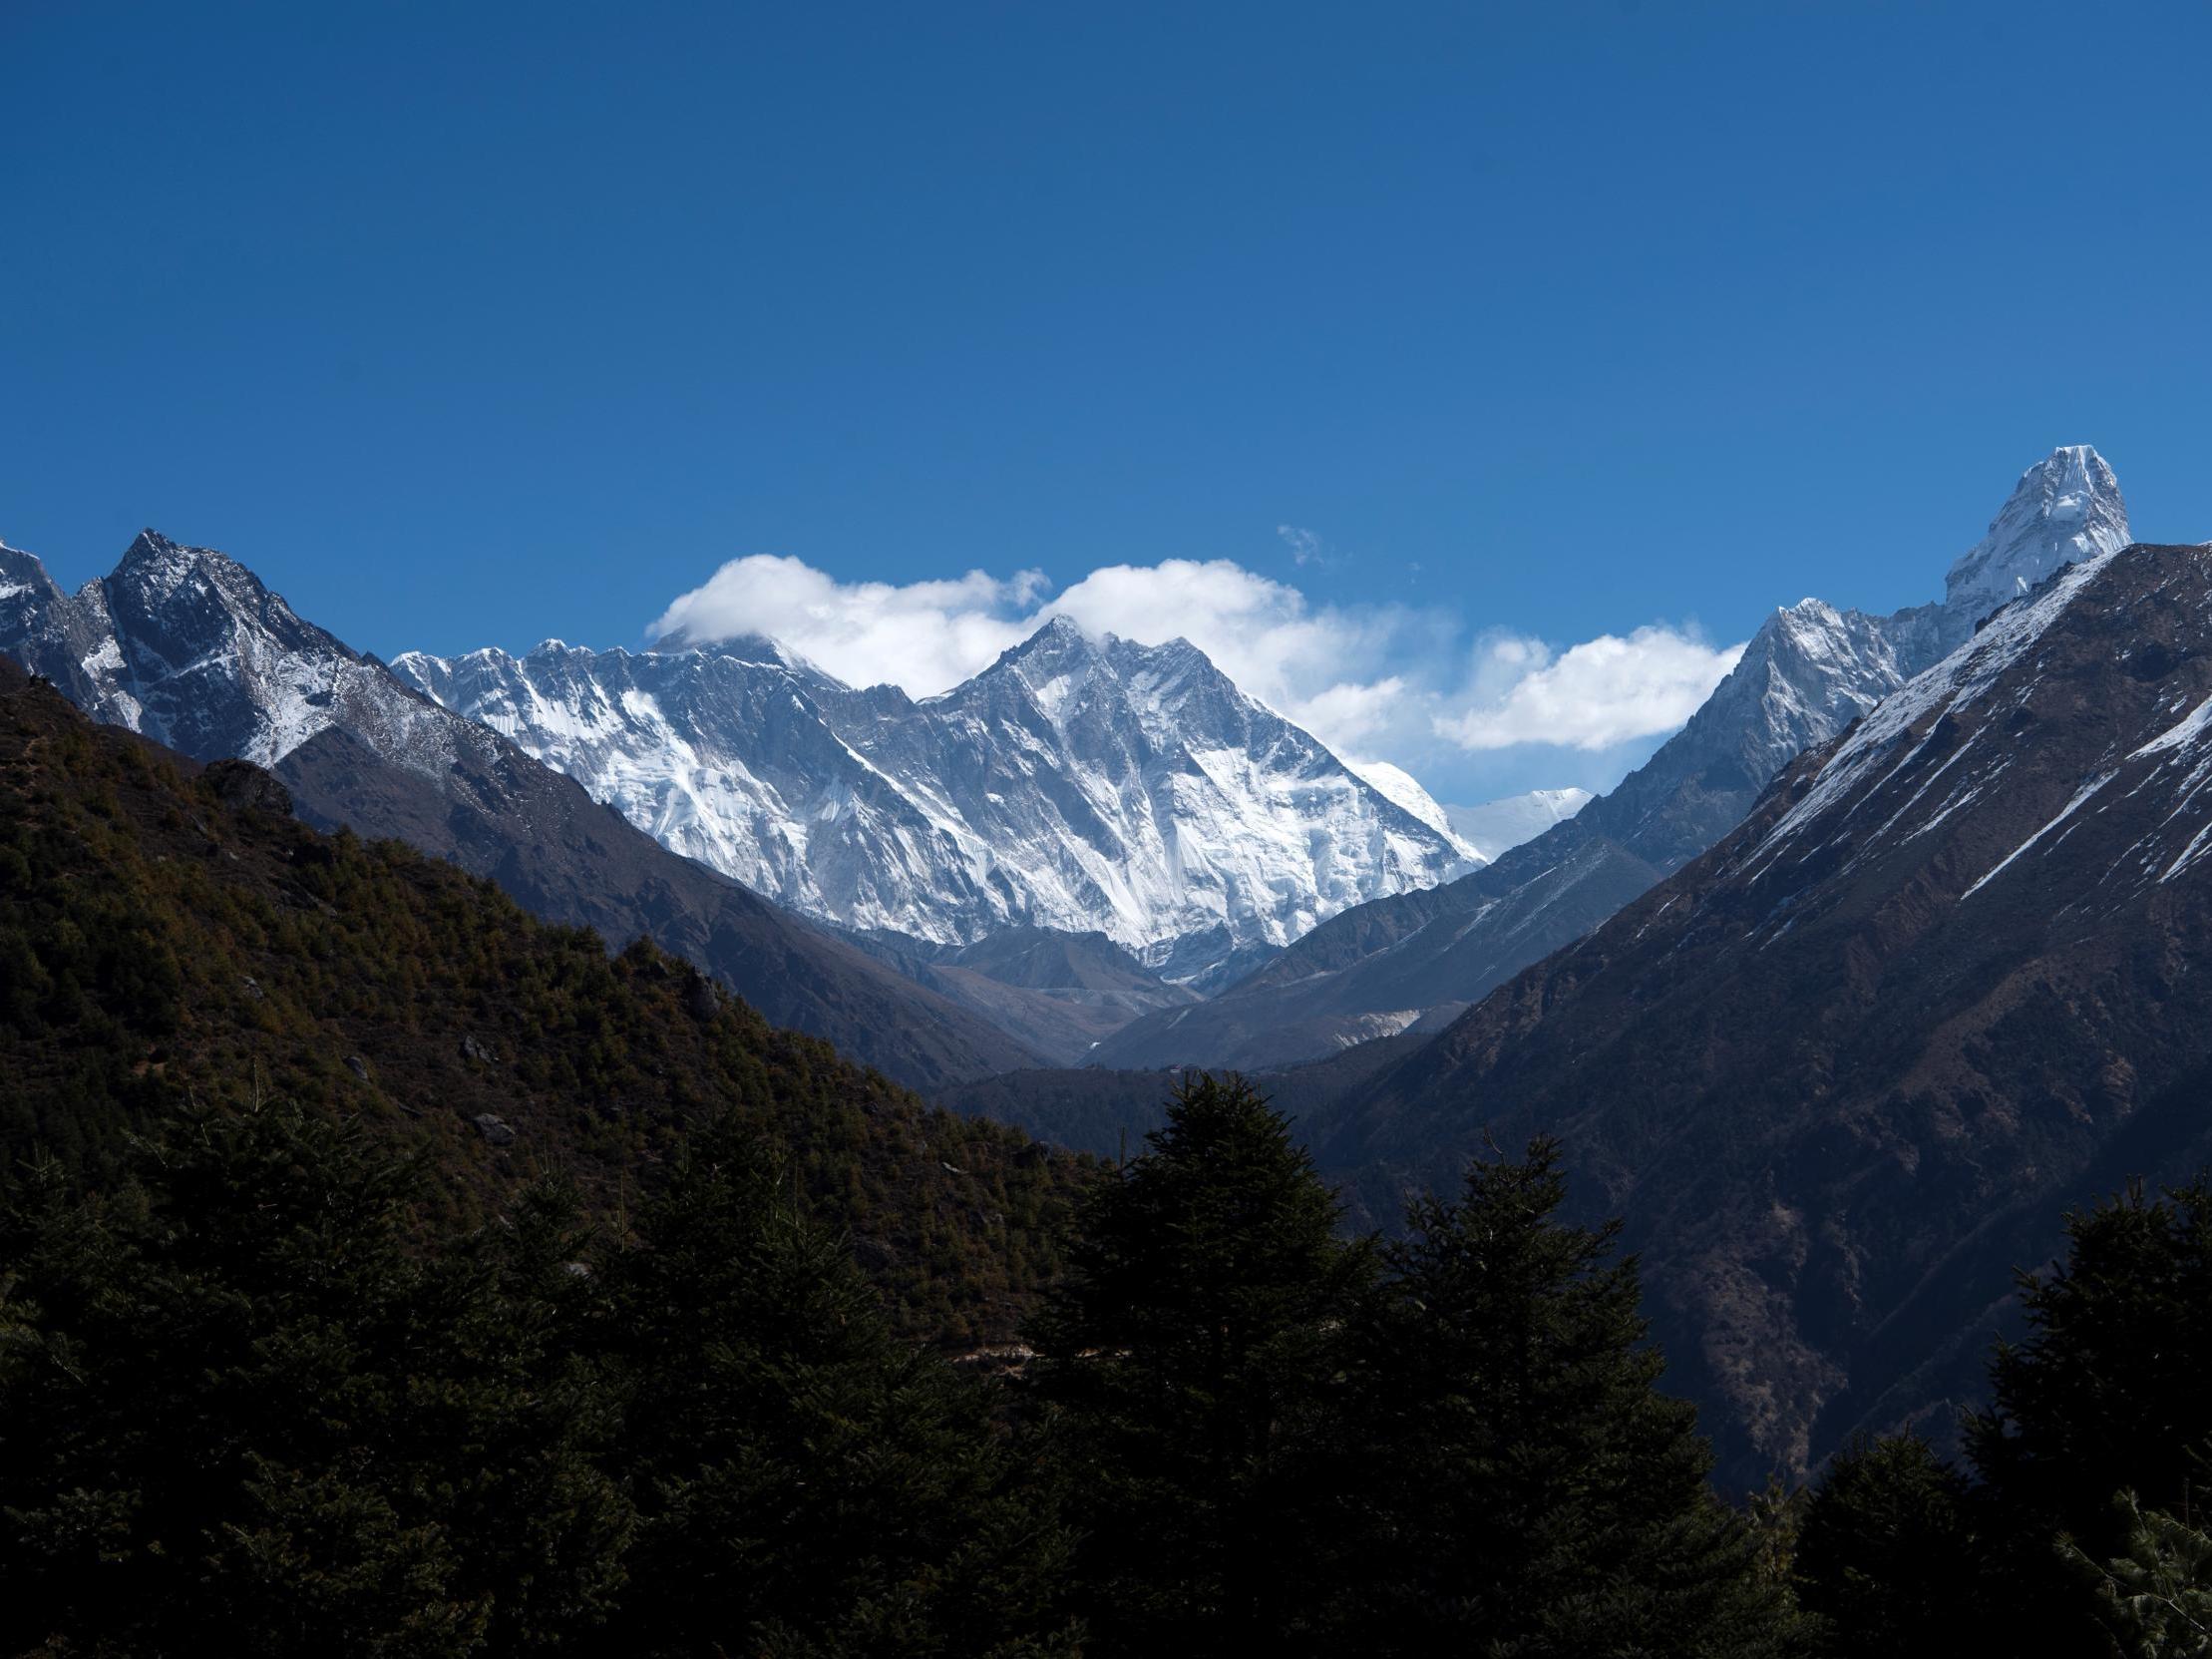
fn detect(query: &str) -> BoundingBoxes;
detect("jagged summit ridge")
[1649,444,2131,852]
[394,619,1473,985]
[0,530,468,777]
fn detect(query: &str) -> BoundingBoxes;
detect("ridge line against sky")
[6,2,2210,799]
[639,548,1746,798]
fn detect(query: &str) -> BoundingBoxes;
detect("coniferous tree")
[1336,1135,1804,1658]
[0,1101,518,1652]
[1966,1175,2212,1648]
[1791,1434,1979,1659]
[1970,1178,2212,1539]
[1024,1073,1374,1656]
[0,1100,1078,1657]
[401,1179,635,1652]
[591,1121,1079,1658]
[2062,1492,2212,1658]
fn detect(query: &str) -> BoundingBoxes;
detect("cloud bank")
[647,551,1743,790]
[648,555,1049,699]
[1437,626,1746,752]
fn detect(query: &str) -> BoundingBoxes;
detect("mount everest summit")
[393,618,1475,988]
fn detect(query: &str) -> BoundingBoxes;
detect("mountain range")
[14,438,2212,1496]
[0,447,2132,1085]
[389,618,1473,991]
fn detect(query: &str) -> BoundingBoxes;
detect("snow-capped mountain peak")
[0,530,477,781]
[1012,613,1090,650]
[1606,446,2134,869]
[975,615,1112,722]
[1943,444,2129,622]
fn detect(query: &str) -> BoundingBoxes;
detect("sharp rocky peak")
[114,527,216,584]
[118,527,181,563]
[989,614,1102,670]
[0,540,58,583]
[990,620,1217,681]
[0,528,462,774]
[1105,632,1208,671]
[1943,444,2129,623]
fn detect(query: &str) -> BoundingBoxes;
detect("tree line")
[4,1075,2208,1655]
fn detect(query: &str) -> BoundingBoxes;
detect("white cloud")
[1436,627,1746,752]
[644,548,1743,786]
[1291,676,1411,753]
[648,554,1047,696]
[1042,559,1406,726]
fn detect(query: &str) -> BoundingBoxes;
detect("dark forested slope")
[0,657,1086,1343]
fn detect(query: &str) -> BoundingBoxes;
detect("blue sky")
[4,1,2209,803]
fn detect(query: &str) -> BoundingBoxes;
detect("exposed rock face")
[0,533,1039,1089]
[1321,541,2212,1484]
[1091,447,2132,1071]
[1,531,467,774]
[391,618,1473,990]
